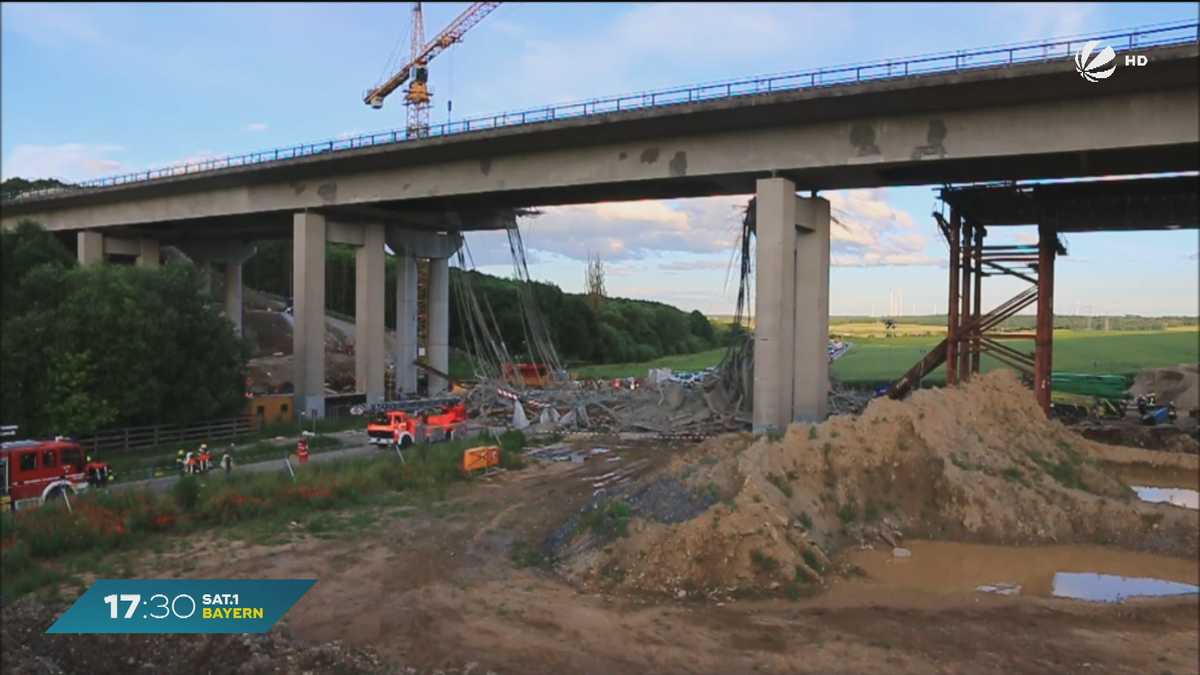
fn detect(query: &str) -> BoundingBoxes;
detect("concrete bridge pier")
[293,211,328,419]
[354,223,387,405]
[221,246,257,337]
[292,215,392,413]
[385,227,464,396]
[76,231,160,267]
[177,241,258,337]
[752,177,831,434]
[198,263,212,294]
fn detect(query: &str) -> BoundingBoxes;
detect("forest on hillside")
[242,241,729,365]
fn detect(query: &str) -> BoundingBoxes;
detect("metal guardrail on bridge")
[4,20,1197,203]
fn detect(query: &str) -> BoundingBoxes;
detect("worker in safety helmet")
[197,444,212,473]
[176,450,185,475]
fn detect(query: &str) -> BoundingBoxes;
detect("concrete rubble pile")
[461,370,874,438]
[463,378,745,437]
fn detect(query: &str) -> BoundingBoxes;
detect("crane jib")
[364,1,504,109]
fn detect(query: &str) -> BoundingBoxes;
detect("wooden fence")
[75,416,262,454]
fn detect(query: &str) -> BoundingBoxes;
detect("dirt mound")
[0,596,494,675]
[557,370,1199,599]
[1130,363,1199,410]
[243,310,296,357]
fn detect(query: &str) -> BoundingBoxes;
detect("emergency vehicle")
[1,430,115,512]
[356,397,468,447]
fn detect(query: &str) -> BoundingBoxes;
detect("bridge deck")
[4,21,1197,207]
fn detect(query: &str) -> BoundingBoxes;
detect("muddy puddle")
[837,541,1200,604]
[1110,464,1200,510]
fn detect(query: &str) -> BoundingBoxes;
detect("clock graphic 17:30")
[47,579,317,634]
[104,593,198,620]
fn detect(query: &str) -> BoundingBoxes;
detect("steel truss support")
[887,205,1059,415]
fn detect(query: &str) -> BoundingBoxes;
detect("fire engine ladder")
[351,396,462,416]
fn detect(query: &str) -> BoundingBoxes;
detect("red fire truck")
[356,397,468,448]
[1,431,116,512]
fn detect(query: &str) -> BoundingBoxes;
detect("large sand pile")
[561,370,1199,599]
[1130,363,1199,410]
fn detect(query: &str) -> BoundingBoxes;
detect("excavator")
[364,2,503,139]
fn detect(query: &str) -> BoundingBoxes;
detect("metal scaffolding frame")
[887,174,1198,415]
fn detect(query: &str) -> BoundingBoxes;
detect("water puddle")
[839,541,1200,604]
[1109,464,1200,510]
[1130,486,1199,510]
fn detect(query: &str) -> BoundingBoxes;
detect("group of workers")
[176,443,235,476]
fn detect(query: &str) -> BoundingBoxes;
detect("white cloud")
[659,260,732,273]
[825,190,942,267]
[459,189,937,271]
[1,143,124,182]
[1,3,106,48]
[509,197,746,262]
[241,123,268,133]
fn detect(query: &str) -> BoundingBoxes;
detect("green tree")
[689,309,716,344]
[1,222,249,436]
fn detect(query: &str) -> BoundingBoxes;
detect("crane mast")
[364,1,503,139]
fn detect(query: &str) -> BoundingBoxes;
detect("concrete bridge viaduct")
[3,31,1196,429]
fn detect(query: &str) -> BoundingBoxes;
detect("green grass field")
[567,330,1198,385]
[832,329,1198,387]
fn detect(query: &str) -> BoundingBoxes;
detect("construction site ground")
[7,371,1200,675]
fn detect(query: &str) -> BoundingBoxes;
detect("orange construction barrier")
[461,446,501,475]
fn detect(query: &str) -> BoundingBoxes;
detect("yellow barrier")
[461,446,500,474]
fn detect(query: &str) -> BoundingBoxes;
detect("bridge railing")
[5,20,1197,203]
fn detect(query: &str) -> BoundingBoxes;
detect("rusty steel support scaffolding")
[1034,222,1057,415]
[888,205,1058,415]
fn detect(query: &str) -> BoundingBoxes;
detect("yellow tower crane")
[363,1,503,139]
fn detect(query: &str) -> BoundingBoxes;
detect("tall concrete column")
[427,257,451,395]
[791,196,831,424]
[355,224,387,404]
[224,258,242,333]
[395,253,420,396]
[137,239,160,267]
[387,226,463,397]
[753,179,832,432]
[78,231,104,265]
[293,211,327,418]
[753,178,797,433]
[198,262,212,294]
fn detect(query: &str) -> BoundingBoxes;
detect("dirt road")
[131,437,1199,675]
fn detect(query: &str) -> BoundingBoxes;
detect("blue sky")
[2,2,1197,316]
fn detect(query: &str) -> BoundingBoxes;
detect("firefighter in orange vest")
[296,439,309,464]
